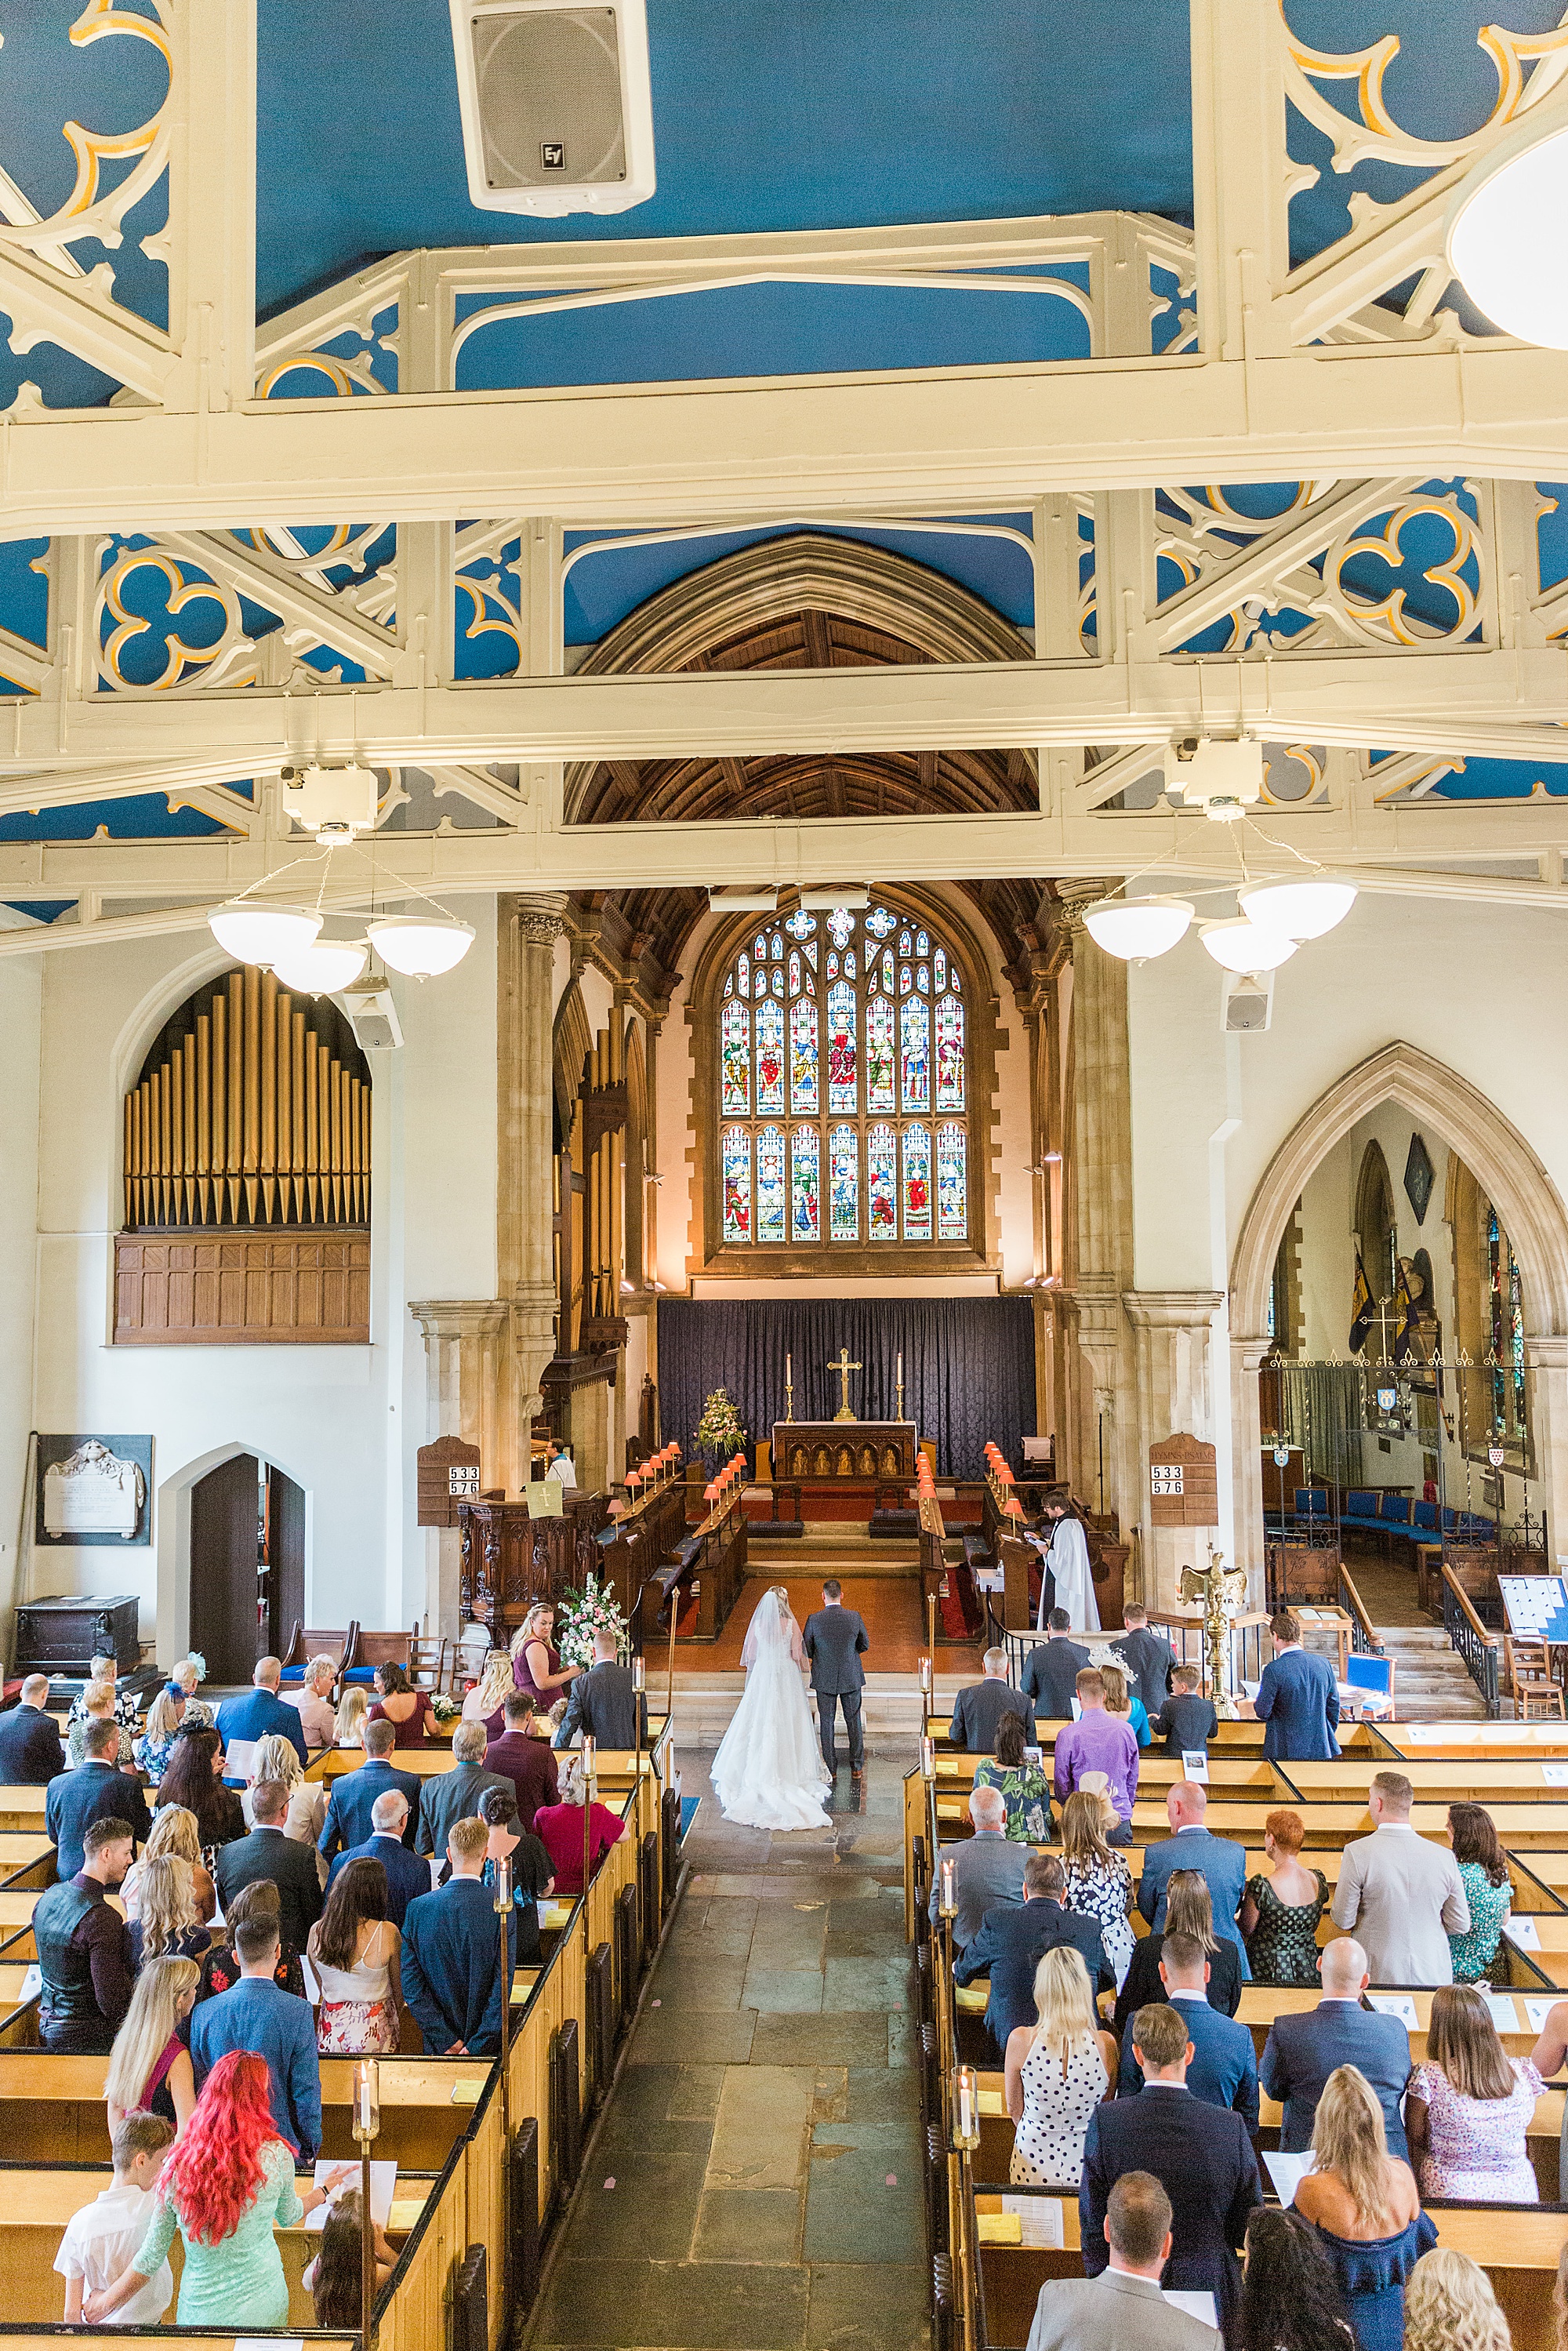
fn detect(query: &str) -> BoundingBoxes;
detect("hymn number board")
[1149,1433,1219,1528]
[417,1434,484,1528]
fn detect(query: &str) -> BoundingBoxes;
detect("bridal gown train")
[711,1593,833,1832]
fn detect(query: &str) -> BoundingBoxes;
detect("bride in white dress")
[711,1586,833,1831]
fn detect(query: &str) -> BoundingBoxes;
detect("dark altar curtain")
[655,1297,1036,1479]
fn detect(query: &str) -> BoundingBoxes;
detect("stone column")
[1123,1290,1225,1608]
[1523,1335,1568,1570]
[1053,882,1138,1539]
[408,1300,510,1631]
[498,892,568,1492]
[1229,1334,1273,1609]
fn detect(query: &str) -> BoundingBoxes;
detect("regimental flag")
[1349,1253,1376,1354]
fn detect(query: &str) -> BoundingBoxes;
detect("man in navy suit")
[0,1676,65,1785]
[1081,2000,1261,2342]
[1252,1608,1340,1761]
[948,1648,1034,1753]
[1116,1932,1258,2126]
[215,1656,309,1785]
[1138,1782,1250,1980]
[954,1851,1114,2050]
[802,1582,870,1775]
[1112,1606,1178,1713]
[327,1789,432,1928]
[318,1720,421,1861]
[46,1719,151,1880]
[1259,1935,1412,2156]
[1020,1612,1091,1721]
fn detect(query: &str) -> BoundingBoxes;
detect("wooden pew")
[0,2051,494,2167]
[971,2189,1568,2351]
[0,1791,47,1837]
[1505,1914,1568,1988]
[0,2163,435,2329]
[1289,1757,1568,1808]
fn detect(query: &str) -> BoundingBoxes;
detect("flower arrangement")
[693,1386,747,1465]
[555,1572,630,1668]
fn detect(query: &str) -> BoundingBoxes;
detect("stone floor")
[524,1749,929,2351]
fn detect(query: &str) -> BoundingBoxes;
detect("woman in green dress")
[1240,1807,1329,1984]
[85,2050,350,2328]
[973,1710,1053,1842]
[1446,1804,1513,1982]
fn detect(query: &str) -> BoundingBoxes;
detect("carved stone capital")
[1051,878,1117,946]
[511,891,569,947]
[408,1299,510,1345]
[1121,1289,1225,1332]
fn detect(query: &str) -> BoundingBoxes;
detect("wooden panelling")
[113,1230,370,1344]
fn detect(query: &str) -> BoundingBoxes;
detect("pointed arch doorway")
[188,1455,305,1683]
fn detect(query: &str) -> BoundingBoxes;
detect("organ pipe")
[124,965,369,1230]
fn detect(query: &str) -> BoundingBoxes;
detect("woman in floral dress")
[973,1711,1053,1841]
[1446,1804,1512,1982]
[1240,1808,1330,1983]
[1058,1789,1135,1986]
[1406,1986,1544,2203]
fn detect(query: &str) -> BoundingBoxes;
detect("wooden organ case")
[114,965,372,1344]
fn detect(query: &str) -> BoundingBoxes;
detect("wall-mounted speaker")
[1221,968,1275,1033]
[449,0,655,216]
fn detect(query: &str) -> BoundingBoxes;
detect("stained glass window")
[866,995,895,1113]
[755,997,784,1114]
[829,1126,858,1239]
[936,1123,966,1239]
[791,1127,820,1241]
[717,903,968,1252]
[902,1124,931,1240]
[721,1001,750,1114]
[902,996,930,1113]
[789,996,818,1114]
[722,1127,751,1241]
[756,1125,786,1242]
[935,995,964,1111]
[867,1124,898,1239]
[827,980,856,1114]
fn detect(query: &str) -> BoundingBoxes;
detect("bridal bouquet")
[555,1572,630,1667]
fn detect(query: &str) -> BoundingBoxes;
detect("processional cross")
[827,1346,863,1422]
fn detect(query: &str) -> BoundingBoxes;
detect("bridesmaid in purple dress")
[511,1602,581,1712]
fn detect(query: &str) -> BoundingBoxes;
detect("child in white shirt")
[55,2110,176,2324]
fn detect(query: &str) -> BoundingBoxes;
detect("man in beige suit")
[1330,1769,1470,1984]
[1025,2171,1221,2351]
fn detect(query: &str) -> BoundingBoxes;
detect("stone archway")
[1229,1041,1568,1576]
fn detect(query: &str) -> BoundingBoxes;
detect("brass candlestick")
[352,2058,381,2351]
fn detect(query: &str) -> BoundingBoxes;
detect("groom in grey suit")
[802,1581,870,1774]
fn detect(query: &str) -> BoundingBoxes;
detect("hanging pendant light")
[1199,915,1298,974]
[1081,896,1195,961]
[209,900,323,967]
[366,913,475,977]
[1238,875,1358,940]
[270,937,369,996]
[1448,116,1568,347]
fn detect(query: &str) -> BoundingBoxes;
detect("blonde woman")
[66,1682,134,1769]
[463,1651,518,1736]
[241,1733,328,1874]
[333,1687,368,1750]
[1404,2248,1512,2351]
[126,1856,211,1970]
[122,1805,216,1927]
[133,1686,187,1782]
[1295,2064,1434,2350]
[511,1601,581,1706]
[104,1955,200,2138]
[1097,1659,1150,1750]
[67,1657,139,1737]
[1004,1944,1117,2186]
[1058,1788,1136,1986]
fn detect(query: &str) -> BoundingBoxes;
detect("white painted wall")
[1128,892,1568,1538]
[16,899,499,1659]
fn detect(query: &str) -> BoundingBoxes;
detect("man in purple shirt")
[1054,1667,1139,1846]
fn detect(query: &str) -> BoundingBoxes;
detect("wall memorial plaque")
[35,1435,152,1546]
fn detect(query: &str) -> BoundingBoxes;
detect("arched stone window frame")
[688,886,1001,1278]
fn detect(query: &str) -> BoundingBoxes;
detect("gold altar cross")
[826,1346,863,1421]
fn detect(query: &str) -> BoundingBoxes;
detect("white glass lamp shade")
[269,938,368,996]
[1081,896,1195,961]
[1449,120,1568,347]
[366,913,475,977]
[209,900,322,967]
[1199,916,1299,974]
[1238,876,1357,940]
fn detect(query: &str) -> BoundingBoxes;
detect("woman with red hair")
[85,2051,349,2326]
